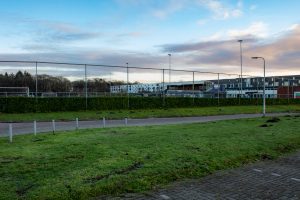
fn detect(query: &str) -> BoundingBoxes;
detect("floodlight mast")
[168,54,171,83]
[251,56,266,117]
[238,40,243,98]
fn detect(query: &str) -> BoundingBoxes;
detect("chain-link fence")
[0,60,300,109]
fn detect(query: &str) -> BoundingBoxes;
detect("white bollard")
[125,118,128,126]
[52,120,56,133]
[9,124,12,143]
[103,117,106,128]
[33,120,37,136]
[76,118,79,130]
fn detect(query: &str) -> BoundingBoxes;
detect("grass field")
[1,105,300,122]
[0,115,300,199]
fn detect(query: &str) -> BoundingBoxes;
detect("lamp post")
[168,54,171,83]
[238,40,243,98]
[252,57,266,117]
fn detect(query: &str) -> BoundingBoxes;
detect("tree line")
[0,71,126,94]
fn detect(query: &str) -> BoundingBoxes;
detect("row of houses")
[110,75,300,98]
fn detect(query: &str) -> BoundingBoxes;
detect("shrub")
[0,97,299,113]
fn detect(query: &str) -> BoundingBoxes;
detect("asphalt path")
[0,113,294,137]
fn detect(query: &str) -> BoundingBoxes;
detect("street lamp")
[238,40,243,98]
[252,56,266,117]
[168,54,171,83]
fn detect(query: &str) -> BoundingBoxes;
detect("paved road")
[0,113,295,137]
[107,151,300,200]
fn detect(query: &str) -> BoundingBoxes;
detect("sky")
[0,0,300,82]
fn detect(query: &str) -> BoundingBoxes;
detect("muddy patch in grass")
[85,161,143,183]
[105,130,131,135]
[185,146,202,152]
[259,124,272,128]
[16,183,34,197]
[266,117,280,123]
[31,138,44,142]
[257,153,274,160]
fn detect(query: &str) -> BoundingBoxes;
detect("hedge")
[0,97,299,113]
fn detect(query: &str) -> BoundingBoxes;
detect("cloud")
[247,24,300,61]
[159,37,258,54]
[116,32,145,38]
[1,22,300,80]
[159,22,268,54]
[196,0,243,20]
[249,4,257,11]
[227,22,268,39]
[21,44,59,52]
[1,9,300,78]
[158,23,300,75]
[115,0,187,19]
[196,19,208,26]
[7,19,103,52]
[116,0,243,20]
[152,0,186,19]
[34,21,101,42]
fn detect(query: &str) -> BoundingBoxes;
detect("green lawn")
[0,116,300,199]
[1,105,300,122]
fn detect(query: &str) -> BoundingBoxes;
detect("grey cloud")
[0,50,167,79]
[17,21,102,52]
[21,44,59,52]
[51,32,100,41]
[37,21,101,42]
[160,37,257,53]
[158,25,300,75]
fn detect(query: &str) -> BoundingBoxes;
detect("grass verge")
[0,115,300,199]
[1,105,300,122]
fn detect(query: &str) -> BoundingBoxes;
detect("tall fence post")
[35,61,38,111]
[168,54,171,83]
[84,64,88,111]
[287,79,290,104]
[9,124,12,143]
[238,75,241,105]
[192,71,195,105]
[292,79,294,100]
[218,73,220,106]
[273,76,275,103]
[126,63,129,109]
[162,69,165,107]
